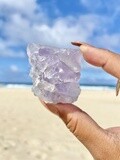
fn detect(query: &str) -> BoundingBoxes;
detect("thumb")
[41,101,111,159]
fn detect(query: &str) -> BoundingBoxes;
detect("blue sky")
[0,0,120,85]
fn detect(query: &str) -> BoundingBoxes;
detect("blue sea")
[0,77,117,90]
[0,84,116,93]
[0,62,117,90]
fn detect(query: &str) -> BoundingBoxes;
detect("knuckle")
[66,117,79,137]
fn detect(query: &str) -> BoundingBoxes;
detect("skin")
[40,42,120,160]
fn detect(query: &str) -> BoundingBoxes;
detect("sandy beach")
[0,87,120,160]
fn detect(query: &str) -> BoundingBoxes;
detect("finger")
[72,41,120,79]
[41,101,112,159]
[40,99,59,115]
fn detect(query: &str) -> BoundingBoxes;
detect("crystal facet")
[27,44,81,103]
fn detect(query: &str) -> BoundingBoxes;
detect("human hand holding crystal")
[41,42,120,160]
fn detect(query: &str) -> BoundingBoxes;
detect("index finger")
[72,42,120,79]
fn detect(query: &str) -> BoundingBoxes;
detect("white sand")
[0,88,120,160]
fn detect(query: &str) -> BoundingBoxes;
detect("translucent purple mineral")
[27,44,81,104]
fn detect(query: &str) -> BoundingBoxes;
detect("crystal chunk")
[27,44,81,104]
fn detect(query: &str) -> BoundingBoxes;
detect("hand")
[40,42,120,160]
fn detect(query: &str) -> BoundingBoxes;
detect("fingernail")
[71,41,83,46]
[71,41,89,53]
[79,45,88,53]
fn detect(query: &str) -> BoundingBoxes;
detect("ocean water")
[0,54,117,88]
[80,68,117,87]
[0,84,115,93]
[0,62,117,89]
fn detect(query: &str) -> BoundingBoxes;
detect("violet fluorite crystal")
[27,44,81,103]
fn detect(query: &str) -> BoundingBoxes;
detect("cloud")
[0,0,43,57]
[80,0,120,12]
[94,33,120,52]
[10,64,19,72]
[0,0,119,84]
[0,39,25,58]
[33,15,97,46]
[80,0,102,10]
[0,0,39,18]
[0,0,120,59]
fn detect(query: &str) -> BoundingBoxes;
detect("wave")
[0,83,115,91]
